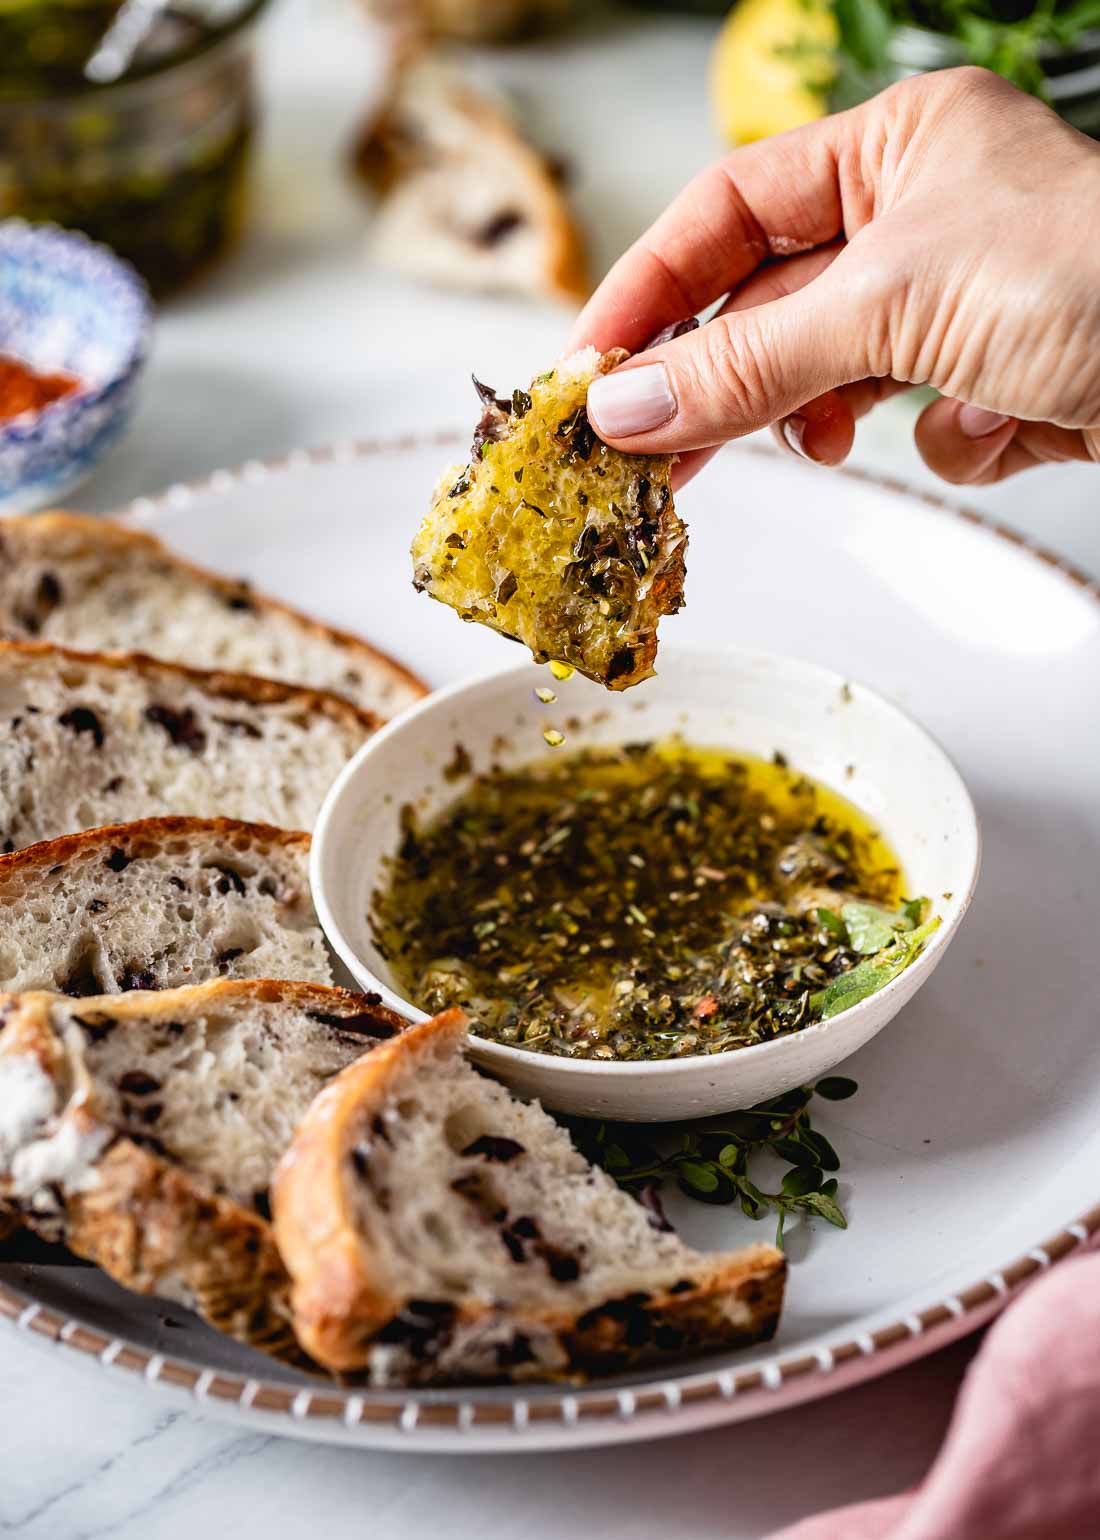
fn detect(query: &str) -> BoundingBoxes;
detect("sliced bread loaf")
[274,1010,786,1383]
[0,817,330,996]
[0,641,377,851]
[0,512,427,718]
[0,980,407,1356]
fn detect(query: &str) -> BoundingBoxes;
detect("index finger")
[568,111,862,355]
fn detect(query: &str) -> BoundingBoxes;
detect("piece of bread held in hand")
[0,981,407,1357]
[0,512,426,718]
[274,1010,785,1384]
[353,51,588,305]
[412,349,686,689]
[0,640,378,852]
[0,817,330,996]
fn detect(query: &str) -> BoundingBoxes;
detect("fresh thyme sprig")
[572,1076,858,1251]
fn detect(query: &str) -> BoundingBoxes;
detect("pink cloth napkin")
[769,1251,1100,1540]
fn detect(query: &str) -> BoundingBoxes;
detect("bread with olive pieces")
[412,348,685,689]
[353,52,588,304]
[0,981,407,1357]
[274,1010,785,1383]
[0,512,426,718]
[0,817,330,996]
[0,640,378,852]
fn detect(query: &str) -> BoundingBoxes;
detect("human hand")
[571,67,1100,487]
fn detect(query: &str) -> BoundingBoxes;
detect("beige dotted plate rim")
[2,435,1097,1450]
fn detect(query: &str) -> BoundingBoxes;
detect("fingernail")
[781,414,815,461]
[958,404,1011,439]
[587,364,675,439]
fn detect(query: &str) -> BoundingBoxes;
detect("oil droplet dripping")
[534,687,557,705]
[548,660,575,681]
[543,727,565,748]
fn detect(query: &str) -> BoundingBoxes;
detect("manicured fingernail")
[958,404,1011,439]
[781,414,815,462]
[587,364,675,438]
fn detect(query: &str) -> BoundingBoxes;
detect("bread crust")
[0,511,429,711]
[274,1012,786,1382]
[0,814,312,878]
[0,980,409,1361]
[0,637,382,733]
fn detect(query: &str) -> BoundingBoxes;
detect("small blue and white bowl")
[0,221,152,512]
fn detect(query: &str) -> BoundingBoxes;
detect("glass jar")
[0,0,270,299]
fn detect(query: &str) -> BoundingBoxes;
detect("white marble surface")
[2,2,1098,1536]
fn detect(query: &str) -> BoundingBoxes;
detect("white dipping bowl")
[311,647,980,1121]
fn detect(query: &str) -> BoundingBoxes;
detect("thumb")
[585,264,873,454]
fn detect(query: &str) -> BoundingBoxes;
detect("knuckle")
[693,316,774,424]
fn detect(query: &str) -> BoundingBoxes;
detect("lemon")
[710,0,837,145]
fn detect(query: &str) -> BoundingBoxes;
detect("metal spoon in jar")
[84,0,173,84]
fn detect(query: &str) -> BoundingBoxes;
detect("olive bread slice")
[0,980,407,1357]
[0,817,329,996]
[274,1010,785,1383]
[0,512,426,718]
[0,640,378,851]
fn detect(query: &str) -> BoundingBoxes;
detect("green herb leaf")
[781,1165,825,1197]
[810,916,940,1020]
[813,1075,859,1101]
[840,899,914,953]
[736,1175,768,1220]
[773,1136,819,1169]
[677,1161,718,1196]
[799,1127,840,1173]
[790,1189,848,1229]
[815,906,848,941]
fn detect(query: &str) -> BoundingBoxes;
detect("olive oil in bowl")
[371,741,933,1063]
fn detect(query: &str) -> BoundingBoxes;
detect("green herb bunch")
[573,1075,859,1250]
[830,0,1100,101]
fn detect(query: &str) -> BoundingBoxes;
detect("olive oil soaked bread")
[0,641,378,851]
[0,817,330,996]
[0,513,427,717]
[0,981,407,1357]
[275,1011,785,1383]
[412,349,687,689]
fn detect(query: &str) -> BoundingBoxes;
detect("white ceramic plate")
[2,438,1098,1452]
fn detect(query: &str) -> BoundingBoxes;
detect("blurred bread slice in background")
[352,50,589,304]
[361,0,574,44]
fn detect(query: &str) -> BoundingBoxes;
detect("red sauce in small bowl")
[0,354,80,423]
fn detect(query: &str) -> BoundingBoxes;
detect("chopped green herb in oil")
[371,741,933,1062]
